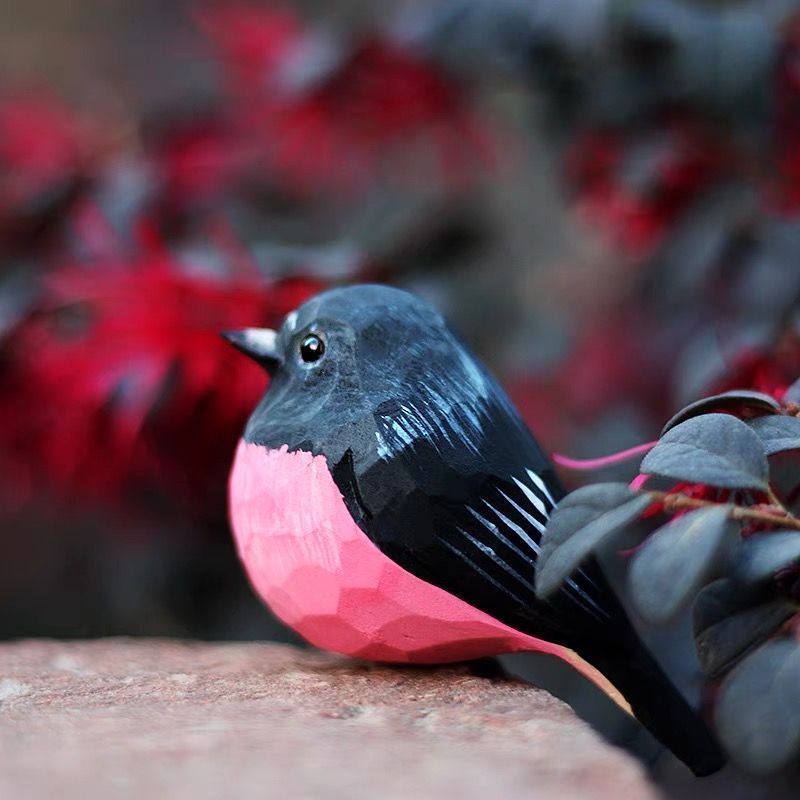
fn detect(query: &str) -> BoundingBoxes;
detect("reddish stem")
[553,441,657,471]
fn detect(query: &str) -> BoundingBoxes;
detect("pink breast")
[228,440,566,664]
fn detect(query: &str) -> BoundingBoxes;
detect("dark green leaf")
[716,640,800,774]
[629,506,737,624]
[694,577,759,633]
[697,600,797,678]
[535,484,651,599]
[662,390,782,436]
[693,577,781,672]
[641,414,769,490]
[731,531,800,587]
[748,415,800,456]
[769,451,800,516]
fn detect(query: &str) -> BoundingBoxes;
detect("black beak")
[222,328,282,373]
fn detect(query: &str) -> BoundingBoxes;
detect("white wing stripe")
[526,469,557,507]
[512,476,549,518]
[481,499,540,553]
[467,506,531,562]
[455,527,537,595]
[497,489,547,534]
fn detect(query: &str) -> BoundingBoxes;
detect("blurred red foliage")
[197,4,304,94]
[711,331,800,402]
[0,258,318,508]
[567,122,727,259]
[199,5,494,195]
[0,94,91,248]
[152,116,244,223]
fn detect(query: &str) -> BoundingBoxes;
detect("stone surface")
[0,639,659,800]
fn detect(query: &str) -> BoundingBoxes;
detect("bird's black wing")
[329,388,624,652]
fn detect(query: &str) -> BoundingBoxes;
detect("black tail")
[580,638,726,776]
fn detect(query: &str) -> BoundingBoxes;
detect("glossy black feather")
[331,393,617,651]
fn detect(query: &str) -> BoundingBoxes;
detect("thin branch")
[766,485,789,514]
[645,490,800,532]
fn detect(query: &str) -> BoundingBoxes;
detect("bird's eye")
[299,333,325,363]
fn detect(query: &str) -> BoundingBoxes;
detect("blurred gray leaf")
[673,323,779,409]
[785,378,800,406]
[716,640,800,774]
[535,483,651,598]
[649,184,755,309]
[662,390,781,436]
[396,0,610,74]
[629,506,737,625]
[671,328,730,408]
[732,531,800,587]
[733,219,800,319]
[748,415,800,456]
[641,413,769,490]
[691,11,773,109]
[0,263,38,339]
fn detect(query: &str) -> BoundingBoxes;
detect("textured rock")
[0,639,659,800]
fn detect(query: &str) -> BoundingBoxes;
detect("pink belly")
[228,440,565,664]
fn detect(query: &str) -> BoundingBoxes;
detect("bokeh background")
[2,1,799,795]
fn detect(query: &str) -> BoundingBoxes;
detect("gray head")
[224,283,522,472]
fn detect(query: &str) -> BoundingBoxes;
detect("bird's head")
[224,283,509,471]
